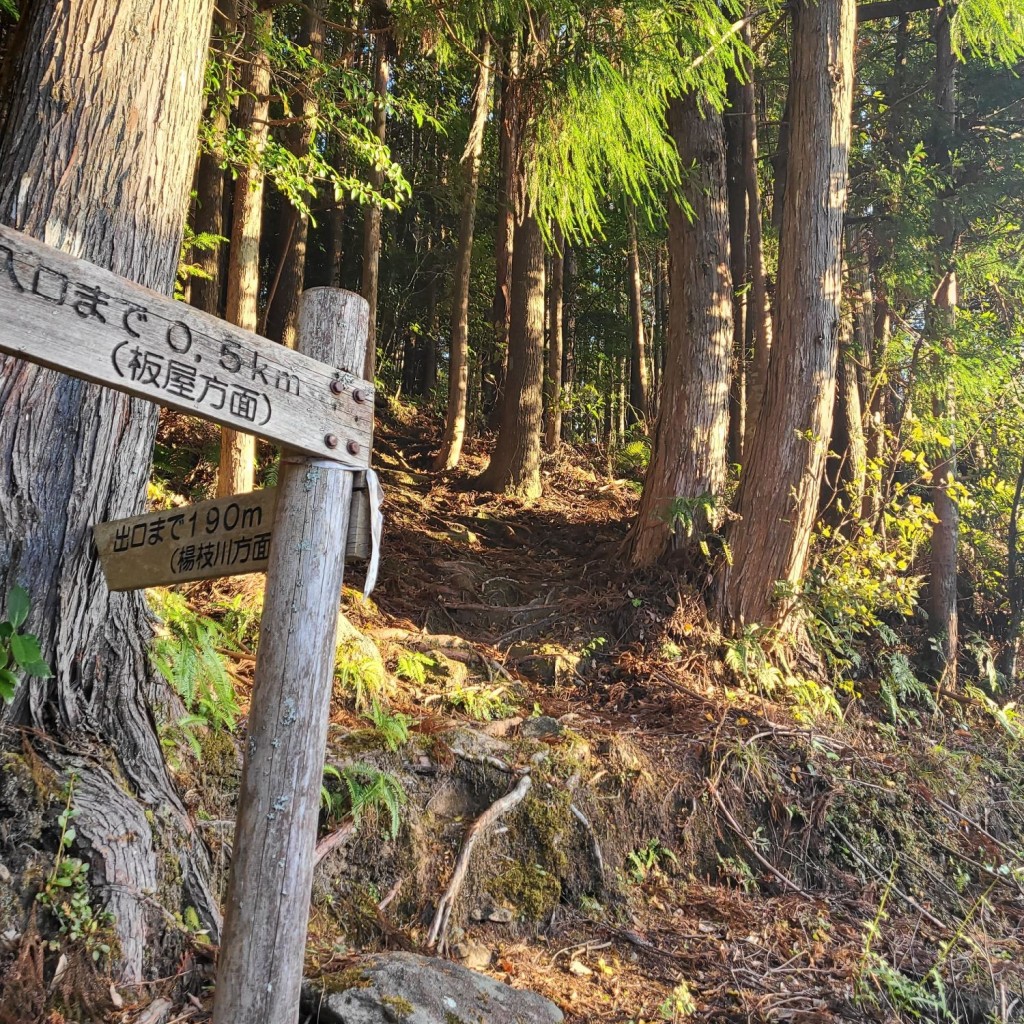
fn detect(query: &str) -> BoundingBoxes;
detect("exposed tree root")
[426,774,532,954]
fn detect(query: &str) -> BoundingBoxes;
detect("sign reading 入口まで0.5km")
[0,224,373,464]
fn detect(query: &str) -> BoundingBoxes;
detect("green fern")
[321,762,407,839]
[395,650,435,686]
[148,590,240,734]
[879,652,934,727]
[364,699,413,752]
[446,682,517,722]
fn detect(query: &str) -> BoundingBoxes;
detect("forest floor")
[6,403,1024,1024]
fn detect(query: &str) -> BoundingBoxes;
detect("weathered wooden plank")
[93,485,371,591]
[0,224,373,464]
[211,288,367,1024]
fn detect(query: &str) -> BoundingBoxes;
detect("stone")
[453,940,493,971]
[304,952,563,1024]
[487,906,515,923]
[520,716,563,739]
[505,643,579,687]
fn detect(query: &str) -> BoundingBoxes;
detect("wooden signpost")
[0,224,373,464]
[0,222,376,1024]
[93,484,372,590]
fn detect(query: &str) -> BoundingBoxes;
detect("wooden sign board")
[93,485,372,591]
[0,224,373,465]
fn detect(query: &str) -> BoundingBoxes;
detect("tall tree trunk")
[716,0,856,630]
[486,48,517,429]
[725,70,748,466]
[0,0,220,983]
[476,208,546,498]
[561,246,577,441]
[545,226,565,450]
[190,2,235,318]
[626,95,733,566]
[264,2,325,348]
[821,295,867,532]
[435,35,491,470]
[626,203,651,425]
[741,35,774,446]
[217,7,271,498]
[928,5,959,689]
[868,289,891,520]
[361,6,391,382]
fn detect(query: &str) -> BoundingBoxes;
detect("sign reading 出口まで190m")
[0,223,373,464]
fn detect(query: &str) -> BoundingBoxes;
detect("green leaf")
[0,621,12,640]
[7,585,29,629]
[0,668,17,702]
[11,633,50,677]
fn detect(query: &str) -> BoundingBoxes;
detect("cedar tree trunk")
[476,208,546,499]
[435,35,491,470]
[716,0,856,630]
[544,229,565,451]
[626,204,651,425]
[217,7,271,497]
[626,95,733,566]
[0,0,220,982]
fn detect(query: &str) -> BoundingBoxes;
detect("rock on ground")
[303,951,564,1024]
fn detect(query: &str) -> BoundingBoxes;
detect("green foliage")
[395,649,436,686]
[201,15,415,221]
[364,699,413,752]
[614,436,651,477]
[335,640,391,709]
[626,838,679,883]
[724,627,842,722]
[176,218,226,300]
[809,482,933,639]
[529,0,749,243]
[0,584,51,703]
[321,762,407,839]
[658,980,697,1022]
[148,590,240,755]
[36,777,113,961]
[445,682,517,722]
[879,652,935,727]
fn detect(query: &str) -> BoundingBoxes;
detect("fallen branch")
[707,782,807,896]
[426,774,532,953]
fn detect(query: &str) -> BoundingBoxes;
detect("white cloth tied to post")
[282,457,383,599]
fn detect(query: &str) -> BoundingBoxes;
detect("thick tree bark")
[264,2,325,349]
[716,0,856,630]
[626,96,733,566]
[476,209,546,499]
[435,36,491,470]
[927,6,959,688]
[725,71,748,466]
[361,7,391,382]
[626,204,651,426]
[0,0,220,982]
[218,7,272,498]
[545,226,565,450]
[741,35,774,446]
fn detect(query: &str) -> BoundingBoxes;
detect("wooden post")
[212,288,370,1024]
